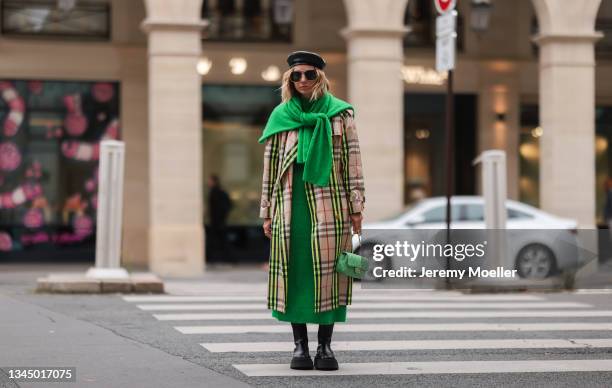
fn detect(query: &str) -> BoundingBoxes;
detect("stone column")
[142,0,206,276]
[341,0,409,220]
[532,0,602,228]
[533,0,602,283]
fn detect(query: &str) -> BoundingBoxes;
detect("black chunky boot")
[290,323,313,370]
[314,323,338,370]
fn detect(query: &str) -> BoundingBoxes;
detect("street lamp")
[470,0,493,32]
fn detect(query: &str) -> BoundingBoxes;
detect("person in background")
[207,174,233,260]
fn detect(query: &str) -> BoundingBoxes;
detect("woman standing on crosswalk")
[258,50,366,371]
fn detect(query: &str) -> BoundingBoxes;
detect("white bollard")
[474,150,507,229]
[473,150,508,269]
[86,140,128,279]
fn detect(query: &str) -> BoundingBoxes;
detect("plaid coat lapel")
[260,109,365,313]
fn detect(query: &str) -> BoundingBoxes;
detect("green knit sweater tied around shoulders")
[258,91,353,187]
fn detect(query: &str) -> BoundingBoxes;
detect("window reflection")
[1,0,110,40]
[202,0,293,42]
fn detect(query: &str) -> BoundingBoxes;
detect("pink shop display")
[0,81,25,137]
[0,142,22,171]
[92,82,114,103]
[63,94,88,136]
[0,232,12,251]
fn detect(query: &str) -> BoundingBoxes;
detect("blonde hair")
[280,67,330,103]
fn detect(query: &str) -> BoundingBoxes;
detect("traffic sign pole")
[444,68,454,289]
[434,0,457,289]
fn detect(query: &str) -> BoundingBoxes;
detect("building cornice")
[340,26,411,40]
[141,19,208,33]
[532,32,604,45]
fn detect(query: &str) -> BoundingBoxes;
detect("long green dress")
[271,161,347,324]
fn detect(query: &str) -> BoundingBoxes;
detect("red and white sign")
[435,1,457,72]
[434,0,457,14]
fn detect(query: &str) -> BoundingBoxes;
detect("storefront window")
[202,84,278,263]
[518,104,539,208]
[0,80,120,259]
[202,84,279,226]
[1,0,111,40]
[201,0,292,42]
[597,107,612,225]
[404,93,476,205]
[519,104,612,224]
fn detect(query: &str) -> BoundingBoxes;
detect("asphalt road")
[2,263,612,387]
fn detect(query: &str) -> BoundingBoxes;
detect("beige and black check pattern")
[259,109,365,313]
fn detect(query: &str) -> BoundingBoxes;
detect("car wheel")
[515,243,556,279]
[356,242,390,282]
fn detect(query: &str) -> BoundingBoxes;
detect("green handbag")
[336,234,369,279]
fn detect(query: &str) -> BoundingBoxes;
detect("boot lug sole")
[291,357,314,370]
[314,358,339,371]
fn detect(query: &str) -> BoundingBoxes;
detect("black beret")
[286,51,326,70]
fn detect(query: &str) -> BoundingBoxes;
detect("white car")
[354,196,585,280]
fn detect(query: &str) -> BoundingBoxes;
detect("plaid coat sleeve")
[341,109,365,214]
[259,134,280,219]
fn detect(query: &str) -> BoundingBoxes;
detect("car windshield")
[380,202,420,222]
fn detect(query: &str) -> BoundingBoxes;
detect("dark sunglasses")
[290,69,317,82]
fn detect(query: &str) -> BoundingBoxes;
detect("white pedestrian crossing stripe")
[120,289,612,378]
[122,294,545,303]
[203,338,612,352]
[575,289,612,294]
[153,310,612,321]
[174,322,612,334]
[233,359,612,376]
[136,302,588,311]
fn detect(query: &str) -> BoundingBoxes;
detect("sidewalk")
[1,260,611,295]
[575,260,612,289]
[0,291,250,388]
[162,263,268,295]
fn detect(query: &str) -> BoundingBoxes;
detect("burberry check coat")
[259,108,365,313]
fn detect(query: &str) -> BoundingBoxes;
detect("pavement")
[0,263,250,388]
[2,262,612,387]
[0,293,249,388]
